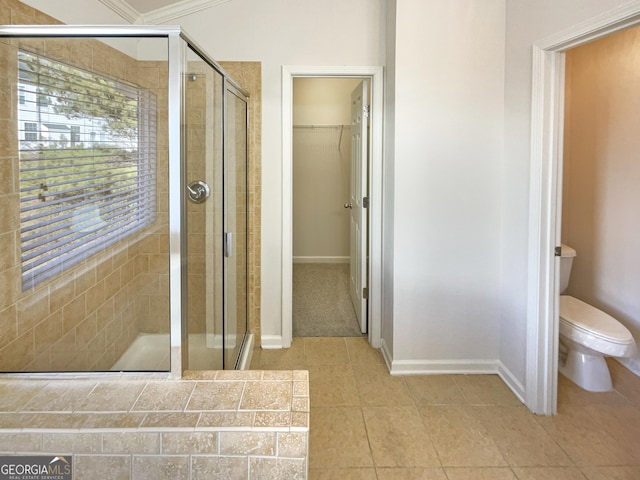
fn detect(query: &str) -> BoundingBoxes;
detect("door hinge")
[363,105,370,118]
[554,246,561,257]
[363,287,368,299]
[363,196,369,209]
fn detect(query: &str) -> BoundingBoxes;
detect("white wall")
[502,0,637,383]
[386,0,505,368]
[562,25,640,373]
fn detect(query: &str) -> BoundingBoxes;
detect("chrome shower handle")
[187,180,210,204]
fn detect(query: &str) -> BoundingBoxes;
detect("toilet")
[558,244,636,392]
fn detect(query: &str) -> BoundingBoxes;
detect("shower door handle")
[187,180,210,204]
[224,232,233,258]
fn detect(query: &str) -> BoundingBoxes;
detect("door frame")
[282,65,384,348]
[527,2,640,414]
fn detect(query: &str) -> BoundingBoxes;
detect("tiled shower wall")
[0,0,170,371]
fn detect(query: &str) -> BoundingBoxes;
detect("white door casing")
[280,65,383,350]
[527,2,640,415]
[349,80,369,333]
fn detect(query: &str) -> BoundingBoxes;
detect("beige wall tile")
[102,432,160,454]
[132,381,195,412]
[250,457,307,480]
[161,432,217,455]
[240,381,292,411]
[75,455,131,480]
[132,456,189,480]
[219,431,276,456]
[186,381,244,411]
[191,456,248,480]
[0,433,42,453]
[42,433,101,454]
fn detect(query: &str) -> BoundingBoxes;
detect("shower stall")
[0,25,251,375]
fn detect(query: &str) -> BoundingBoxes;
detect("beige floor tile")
[419,406,506,467]
[309,407,373,469]
[474,406,572,467]
[512,466,588,479]
[557,374,630,407]
[443,467,517,479]
[404,375,467,406]
[308,365,359,407]
[453,375,522,406]
[375,467,448,479]
[536,405,637,466]
[345,337,385,364]
[258,337,305,369]
[308,468,377,480]
[304,338,350,365]
[581,465,640,480]
[353,364,414,406]
[583,404,640,461]
[362,406,440,467]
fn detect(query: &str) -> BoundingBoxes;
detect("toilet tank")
[559,244,576,294]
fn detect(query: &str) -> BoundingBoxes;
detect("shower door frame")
[0,24,249,378]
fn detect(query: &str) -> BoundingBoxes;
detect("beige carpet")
[292,263,364,337]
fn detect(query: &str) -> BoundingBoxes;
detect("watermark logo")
[0,456,72,480]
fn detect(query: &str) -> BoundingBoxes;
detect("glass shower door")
[185,50,224,370]
[223,83,248,369]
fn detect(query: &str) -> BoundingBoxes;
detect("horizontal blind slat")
[17,49,158,290]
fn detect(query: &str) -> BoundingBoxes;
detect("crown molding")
[138,0,232,24]
[97,0,140,23]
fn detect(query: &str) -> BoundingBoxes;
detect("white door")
[349,80,369,333]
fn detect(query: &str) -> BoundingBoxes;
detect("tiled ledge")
[0,370,309,479]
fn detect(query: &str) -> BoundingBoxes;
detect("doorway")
[527,7,640,414]
[281,66,384,349]
[291,77,368,337]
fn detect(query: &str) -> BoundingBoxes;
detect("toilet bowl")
[558,245,636,392]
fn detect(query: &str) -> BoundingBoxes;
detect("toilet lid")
[559,295,634,345]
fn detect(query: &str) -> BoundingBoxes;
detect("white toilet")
[558,244,636,391]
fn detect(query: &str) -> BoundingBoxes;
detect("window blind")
[18,50,157,290]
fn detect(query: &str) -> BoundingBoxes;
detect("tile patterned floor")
[250,337,640,480]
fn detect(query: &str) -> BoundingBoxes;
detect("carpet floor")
[292,263,364,337]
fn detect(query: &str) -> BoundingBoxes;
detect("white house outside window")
[17,50,157,290]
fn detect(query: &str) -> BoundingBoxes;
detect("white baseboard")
[293,256,349,264]
[497,360,526,404]
[389,358,499,376]
[260,335,284,349]
[379,347,525,404]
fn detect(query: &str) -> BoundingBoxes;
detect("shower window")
[17,50,157,290]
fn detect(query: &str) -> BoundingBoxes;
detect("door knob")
[187,180,210,204]
[344,202,353,209]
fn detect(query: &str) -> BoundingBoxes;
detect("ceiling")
[96,0,232,24]
[125,0,183,14]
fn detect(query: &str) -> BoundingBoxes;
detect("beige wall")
[562,24,640,372]
[0,0,170,371]
[292,78,360,261]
